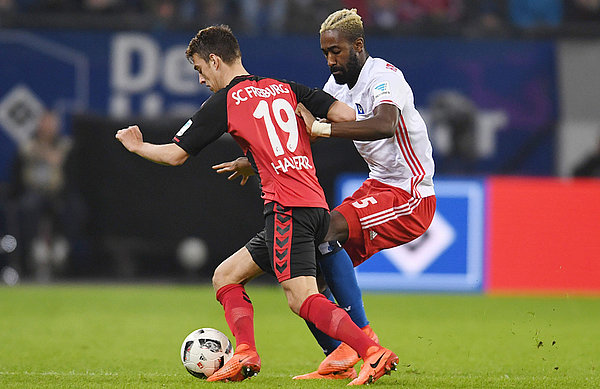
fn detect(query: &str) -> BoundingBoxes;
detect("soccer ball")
[181,328,233,378]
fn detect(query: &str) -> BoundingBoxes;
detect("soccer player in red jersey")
[116,25,398,385]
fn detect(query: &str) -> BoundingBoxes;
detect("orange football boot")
[317,324,379,374]
[347,346,398,386]
[206,344,261,382]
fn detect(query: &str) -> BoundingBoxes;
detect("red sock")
[216,284,256,350]
[299,293,379,358]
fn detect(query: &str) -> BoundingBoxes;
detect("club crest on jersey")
[355,103,364,114]
[373,81,391,100]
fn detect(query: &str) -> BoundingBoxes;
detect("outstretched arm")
[212,157,255,186]
[297,103,399,141]
[116,125,189,166]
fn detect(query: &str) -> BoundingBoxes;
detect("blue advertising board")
[0,29,557,182]
[337,175,485,292]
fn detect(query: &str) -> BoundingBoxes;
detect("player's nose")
[326,53,337,67]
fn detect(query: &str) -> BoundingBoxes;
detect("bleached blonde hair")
[320,8,364,41]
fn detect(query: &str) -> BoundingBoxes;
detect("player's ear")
[353,37,364,53]
[209,53,219,69]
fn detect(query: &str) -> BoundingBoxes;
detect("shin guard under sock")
[304,288,341,355]
[216,284,256,350]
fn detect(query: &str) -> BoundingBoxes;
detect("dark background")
[69,115,368,279]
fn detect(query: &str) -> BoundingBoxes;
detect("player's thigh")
[212,246,264,290]
[316,272,328,293]
[324,210,350,243]
[265,203,328,283]
[245,229,273,275]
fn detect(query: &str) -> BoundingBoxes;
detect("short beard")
[332,49,361,86]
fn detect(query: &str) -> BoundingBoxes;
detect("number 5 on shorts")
[352,196,377,209]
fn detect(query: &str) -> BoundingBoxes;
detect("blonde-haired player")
[292,8,436,381]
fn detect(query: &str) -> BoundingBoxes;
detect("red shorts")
[335,179,436,266]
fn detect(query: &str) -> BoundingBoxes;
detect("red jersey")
[172,75,334,209]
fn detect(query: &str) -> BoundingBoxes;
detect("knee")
[286,295,304,315]
[281,276,319,315]
[282,286,312,315]
[211,264,230,292]
[281,284,304,315]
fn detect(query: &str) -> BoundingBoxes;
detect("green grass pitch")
[1,284,599,388]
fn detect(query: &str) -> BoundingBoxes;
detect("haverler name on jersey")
[231,84,291,105]
[271,155,312,175]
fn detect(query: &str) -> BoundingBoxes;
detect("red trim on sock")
[215,284,256,350]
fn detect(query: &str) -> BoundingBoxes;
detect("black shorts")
[245,202,330,282]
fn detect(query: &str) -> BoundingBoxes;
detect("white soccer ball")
[181,328,233,378]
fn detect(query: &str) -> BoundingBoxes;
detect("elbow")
[380,125,396,139]
[372,120,396,140]
[166,152,189,166]
[339,111,356,122]
[328,101,356,123]
[169,155,188,166]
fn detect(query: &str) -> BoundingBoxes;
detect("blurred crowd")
[1,0,600,36]
[2,110,87,282]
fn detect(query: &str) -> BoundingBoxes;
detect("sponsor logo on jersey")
[385,63,398,72]
[374,83,387,91]
[231,83,290,105]
[373,81,391,100]
[176,119,193,136]
[356,103,364,114]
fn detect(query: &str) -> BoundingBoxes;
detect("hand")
[212,157,255,186]
[115,125,143,153]
[295,103,316,134]
[296,103,331,138]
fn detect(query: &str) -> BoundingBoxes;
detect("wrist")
[311,121,331,138]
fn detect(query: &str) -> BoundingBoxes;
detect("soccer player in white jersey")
[214,8,436,382]
[291,7,436,379]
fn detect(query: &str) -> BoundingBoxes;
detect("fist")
[115,125,143,152]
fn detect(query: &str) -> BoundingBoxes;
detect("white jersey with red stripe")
[323,56,435,198]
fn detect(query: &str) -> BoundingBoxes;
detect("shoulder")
[365,58,410,96]
[189,89,229,125]
[368,58,406,83]
[201,88,228,112]
[208,88,229,105]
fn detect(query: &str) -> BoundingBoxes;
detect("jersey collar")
[226,74,253,89]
